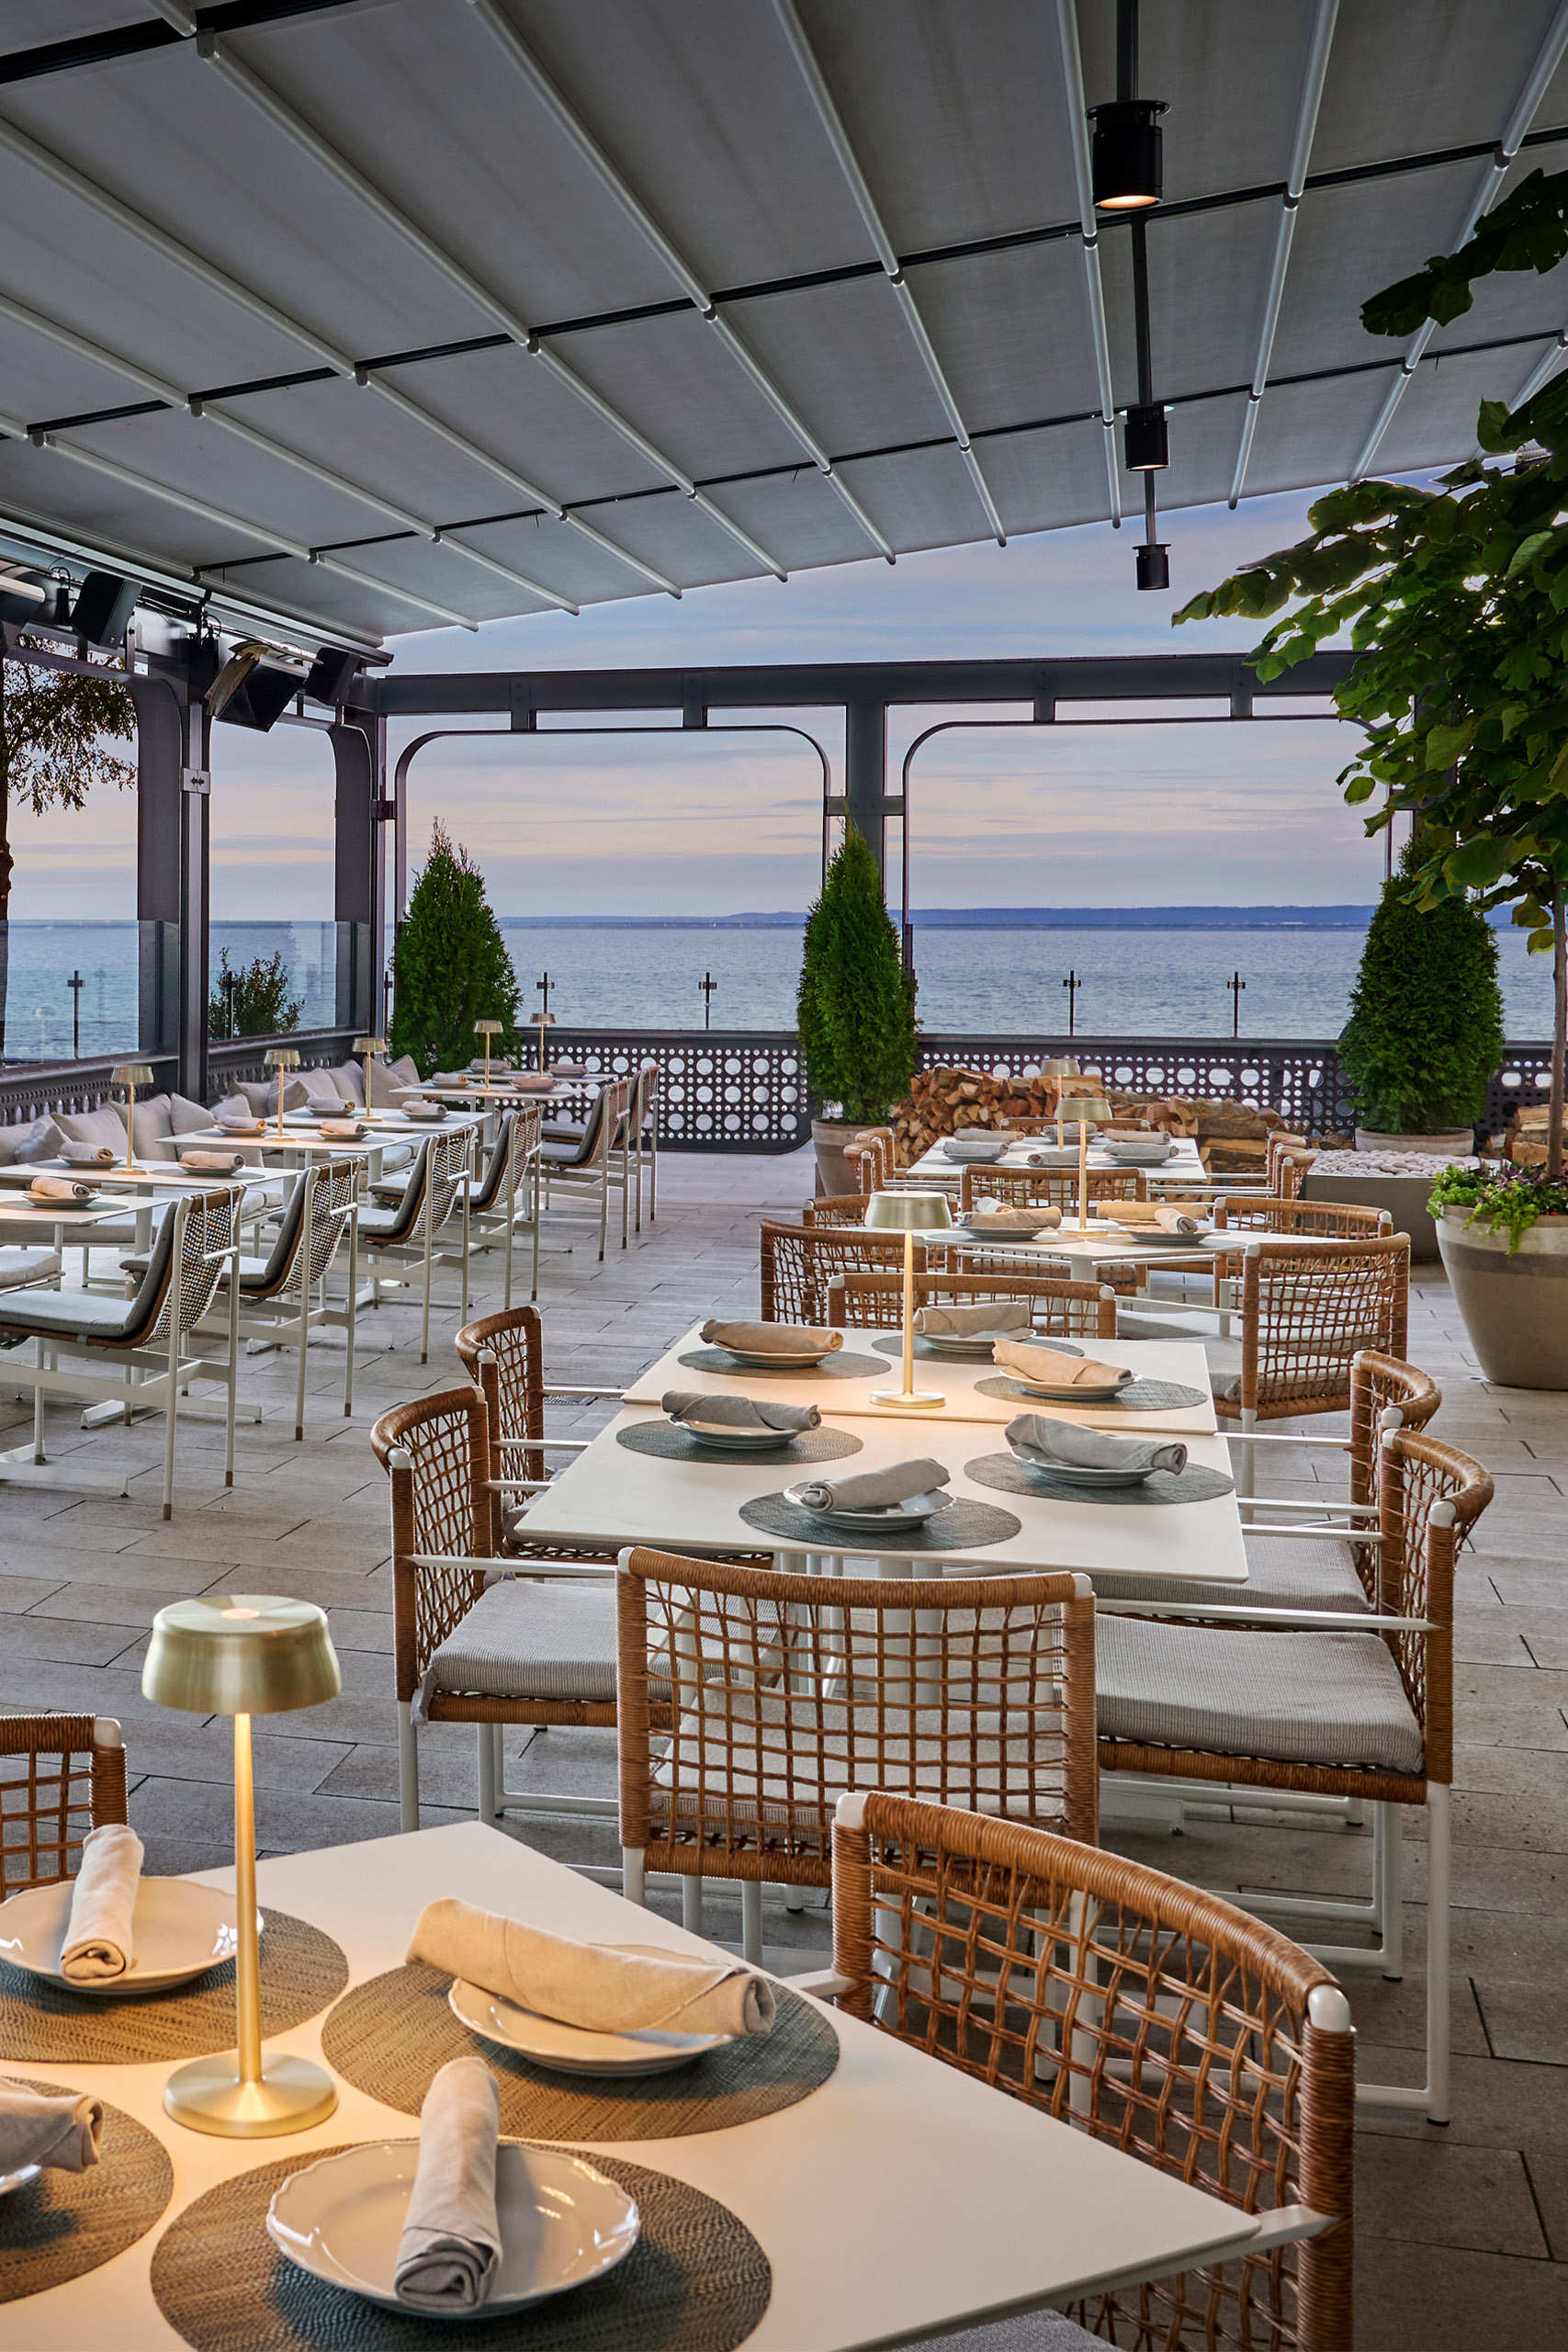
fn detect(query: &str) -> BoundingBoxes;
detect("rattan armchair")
[958,1165,1145,1213]
[829,1793,1354,2352]
[800,1193,874,1228]
[372,1385,626,1842]
[828,1266,1117,1339]
[1,1713,128,1894]
[844,1126,895,1193]
[1097,1425,1492,2123]
[454,1303,626,1556]
[759,1219,913,1322]
[617,1546,1098,1962]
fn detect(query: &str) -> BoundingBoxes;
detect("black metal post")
[130,642,214,1101]
[1228,971,1247,1037]
[699,971,718,1029]
[845,693,888,878]
[333,714,384,1035]
[1063,969,1078,1035]
[67,967,84,1057]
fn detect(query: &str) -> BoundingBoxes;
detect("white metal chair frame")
[538,1076,632,1261]
[355,1127,471,1363]
[196,1158,360,1441]
[455,1105,542,1310]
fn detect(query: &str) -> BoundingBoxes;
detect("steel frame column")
[333,712,386,1035]
[130,648,212,1097]
[845,695,888,876]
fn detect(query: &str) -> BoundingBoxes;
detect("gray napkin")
[942,1136,1005,1161]
[699,1317,841,1354]
[1006,1415,1188,1476]
[792,1457,949,1512]
[0,2075,103,2173]
[914,1301,1032,1337]
[61,1142,116,1167]
[393,2058,502,2314]
[1156,1204,1206,1236]
[662,1390,821,1431]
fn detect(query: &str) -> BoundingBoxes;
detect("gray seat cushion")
[0,1248,62,1288]
[0,1284,152,1340]
[1096,1614,1423,1774]
[917,2320,1100,2352]
[1094,1531,1371,1613]
[413,1576,617,1724]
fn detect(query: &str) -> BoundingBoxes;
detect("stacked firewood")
[1502,1102,1568,1165]
[893,1064,1290,1171]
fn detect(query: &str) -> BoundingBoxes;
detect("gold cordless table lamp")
[475,1018,503,1086]
[354,1035,386,1110]
[112,1062,153,1171]
[143,1593,342,2137]
[864,1189,953,1409]
[265,1046,300,1139]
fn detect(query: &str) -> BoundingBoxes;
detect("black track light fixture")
[1135,541,1170,592]
[1123,402,1169,472]
[1089,97,1166,210]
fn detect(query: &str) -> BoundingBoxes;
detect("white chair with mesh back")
[0,1187,240,1517]
[537,1076,631,1261]
[188,1158,359,1440]
[369,1105,541,1310]
[355,1127,470,1363]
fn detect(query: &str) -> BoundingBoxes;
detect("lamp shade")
[112,1062,154,1087]
[863,1189,953,1233]
[142,1593,341,1717]
[264,1047,300,1071]
[1058,1095,1114,1126]
[474,1019,503,1036]
[353,1036,386,1056]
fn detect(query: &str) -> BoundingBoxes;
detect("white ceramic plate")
[0,1877,245,1996]
[679,1422,795,1451]
[717,1345,830,1368]
[786,1487,953,1533]
[0,2165,40,2197]
[1110,1222,1212,1246]
[919,1330,1019,1356]
[1011,1455,1151,1488]
[1011,1379,1131,1404]
[449,1957,729,2075]
[267,2140,639,2319]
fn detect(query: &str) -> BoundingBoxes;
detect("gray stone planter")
[1435,1207,1568,1389]
[1302,1169,1445,1261]
[1355,1125,1474,1157]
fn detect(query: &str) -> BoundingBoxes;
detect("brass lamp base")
[871,1385,945,1409]
[164,2050,337,2139]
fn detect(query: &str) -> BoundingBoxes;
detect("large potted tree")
[796,824,918,1195]
[390,820,524,1077]
[1175,198,1568,1380]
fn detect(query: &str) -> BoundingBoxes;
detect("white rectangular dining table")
[626,1323,1219,1435]
[17,1822,1283,2349]
[518,1402,1246,1584]
[904,1136,1207,1188]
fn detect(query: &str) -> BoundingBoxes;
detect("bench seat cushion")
[413,1576,618,1724]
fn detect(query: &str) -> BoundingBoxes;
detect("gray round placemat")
[872,1332,1076,1361]
[0,1909,348,2064]
[0,2075,173,2303]
[974,1374,1207,1411]
[321,1965,837,2140]
[150,2144,771,2352]
[617,1420,862,1465]
[738,1492,1021,1553]
[963,1453,1236,1507]
[677,1347,885,1380]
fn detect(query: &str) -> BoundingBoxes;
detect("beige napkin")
[993,1338,1133,1389]
[179,1150,243,1174]
[790,1457,949,1513]
[393,2058,502,2313]
[61,1822,143,1983]
[914,1301,1031,1337]
[61,1142,116,1167]
[28,1175,94,1204]
[661,1390,820,1431]
[1107,1199,1160,1225]
[1156,1204,1206,1236]
[408,1899,774,2036]
[0,2075,103,2172]
[700,1318,841,1355]
[963,1204,1062,1234]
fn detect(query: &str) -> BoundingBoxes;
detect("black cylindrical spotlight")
[1089,98,1165,209]
[1136,542,1170,592]
[1123,402,1168,471]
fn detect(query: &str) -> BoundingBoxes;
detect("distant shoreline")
[489,906,1382,932]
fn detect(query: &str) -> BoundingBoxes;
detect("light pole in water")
[1061,970,1078,1037]
[535,972,555,1071]
[67,968,84,1057]
[1227,971,1247,1037]
[699,972,718,1030]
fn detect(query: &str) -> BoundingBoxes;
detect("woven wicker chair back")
[1265,1132,1311,1190]
[958,1166,1143,1212]
[831,1794,1354,2352]
[1,1714,128,1894]
[617,1550,1098,1887]
[1378,1429,1492,1783]
[1348,1351,1441,1513]
[829,1269,1116,1339]
[144,1188,239,1346]
[1216,1195,1389,1238]
[1238,1236,1409,1420]
[372,1386,492,1700]
[801,1194,874,1228]
[846,1128,895,1192]
[759,1221,913,1323]
[455,1305,545,1551]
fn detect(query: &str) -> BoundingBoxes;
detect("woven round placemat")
[0,2075,173,2303]
[0,1909,348,2064]
[871,1331,1056,1361]
[321,1965,837,2140]
[677,1347,884,1381]
[974,1374,1207,1412]
[150,2144,771,2352]
[738,1491,1021,1553]
[963,1453,1236,1508]
[616,1420,862,1465]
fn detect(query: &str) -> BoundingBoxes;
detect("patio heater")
[265,1046,300,1138]
[863,1190,953,1411]
[112,1062,153,1171]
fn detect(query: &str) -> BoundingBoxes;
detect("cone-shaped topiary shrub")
[390,819,523,1077]
[1339,839,1506,1135]
[796,823,918,1122]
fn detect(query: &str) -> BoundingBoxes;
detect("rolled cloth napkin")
[61,1141,116,1167]
[699,1317,841,1355]
[790,1456,950,1513]
[963,1204,1062,1234]
[1006,1414,1188,1476]
[29,1174,94,1204]
[0,2076,104,2173]
[1156,1204,1206,1236]
[393,2058,502,2314]
[407,1899,775,2036]
[62,1822,143,1983]
[179,1149,242,1174]
[219,1116,264,1136]
[993,1337,1133,1390]
[942,1136,1006,1161]
[914,1300,1032,1337]
[661,1390,821,1431]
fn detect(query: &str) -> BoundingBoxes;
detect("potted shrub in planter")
[1428,1165,1568,1388]
[796,825,918,1196]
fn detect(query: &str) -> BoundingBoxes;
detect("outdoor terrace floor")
[0,1147,1564,2348]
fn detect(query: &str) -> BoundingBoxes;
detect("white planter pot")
[811,1118,864,1199]
[1435,1208,1568,1389]
[1355,1126,1474,1157]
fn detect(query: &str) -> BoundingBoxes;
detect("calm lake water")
[1,918,1556,1061]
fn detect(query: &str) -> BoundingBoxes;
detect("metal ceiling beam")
[467,0,895,564]
[0,287,579,616]
[1054,0,1122,526]
[1354,0,1568,479]
[199,28,791,582]
[0,98,679,602]
[1228,0,1338,506]
[764,0,1002,546]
